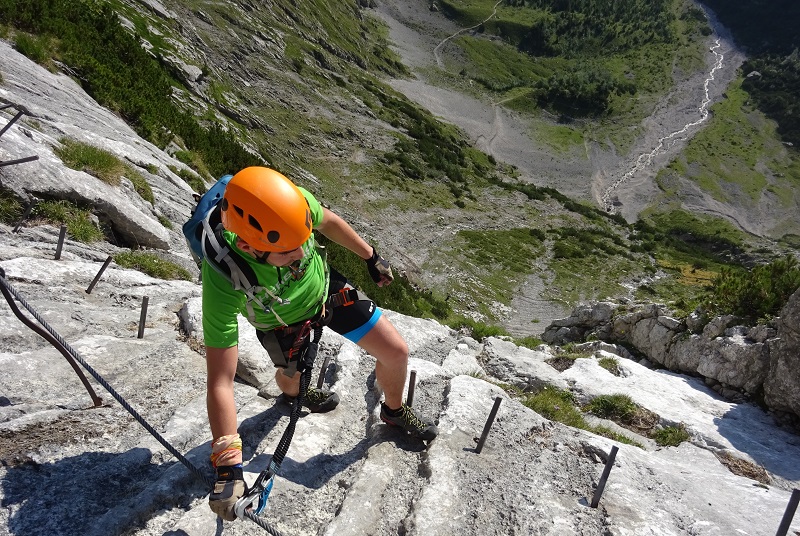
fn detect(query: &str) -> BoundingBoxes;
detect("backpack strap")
[200,208,291,327]
[200,207,259,292]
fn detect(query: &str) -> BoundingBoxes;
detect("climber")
[203,166,438,521]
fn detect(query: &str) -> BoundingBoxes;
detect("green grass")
[598,356,620,375]
[169,166,206,194]
[452,34,555,92]
[114,251,192,280]
[125,169,154,204]
[534,121,586,153]
[33,200,104,243]
[317,235,452,321]
[442,227,546,310]
[652,424,690,446]
[157,214,173,230]
[55,138,126,185]
[515,335,545,350]
[449,317,510,341]
[173,150,213,182]
[546,251,641,306]
[54,138,154,203]
[666,79,800,207]
[523,387,587,428]
[521,386,644,448]
[585,394,638,422]
[546,349,592,371]
[14,31,54,67]
[0,190,23,224]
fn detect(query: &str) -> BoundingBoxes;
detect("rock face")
[542,291,799,423]
[2,247,800,536]
[0,40,196,253]
[764,290,800,418]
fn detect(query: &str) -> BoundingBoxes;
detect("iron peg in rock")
[474,396,502,454]
[406,370,417,407]
[86,256,113,294]
[590,445,619,508]
[775,488,800,536]
[54,225,67,260]
[12,199,37,233]
[137,296,149,339]
[316,354,332,389]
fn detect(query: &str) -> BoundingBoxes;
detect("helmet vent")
[233,205,244,218]
[248,215,262,231]
[267,230,280,243]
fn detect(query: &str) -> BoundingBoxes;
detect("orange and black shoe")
[380,403,438,441]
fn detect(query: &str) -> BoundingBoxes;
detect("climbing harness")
[234,322,323,520]
[0,268,289,535]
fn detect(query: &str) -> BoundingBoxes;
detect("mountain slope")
[1,0,798,337]
[1,11,799,534]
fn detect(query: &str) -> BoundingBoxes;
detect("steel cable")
[0,272,213,486]
[0,270,294,534]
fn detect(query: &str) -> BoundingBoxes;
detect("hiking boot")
[282,387,339,413]
[380,403,438,441]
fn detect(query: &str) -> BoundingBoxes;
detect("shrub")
[704,255,800,322]
[114,251,192,280]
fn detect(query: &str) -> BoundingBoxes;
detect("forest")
[701,0,800,146]
[507,0,675,57]
[440,0,707,116]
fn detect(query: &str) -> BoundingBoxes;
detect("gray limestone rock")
[764,289,800,417]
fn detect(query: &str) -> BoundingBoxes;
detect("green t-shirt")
[202,187,328,348]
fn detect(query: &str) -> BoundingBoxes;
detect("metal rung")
[0,110,25,138]
[0,155,39,167]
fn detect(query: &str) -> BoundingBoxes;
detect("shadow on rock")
[714,404,800,484]
[1,447,207,536]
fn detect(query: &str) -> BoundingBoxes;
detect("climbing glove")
[209,465,245,521]
[366,247,394,287]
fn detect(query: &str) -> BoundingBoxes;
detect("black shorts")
[256,269,381,376]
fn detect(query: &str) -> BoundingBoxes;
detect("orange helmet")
[221,167,312,252]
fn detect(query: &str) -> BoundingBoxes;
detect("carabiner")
[233,469,275,520]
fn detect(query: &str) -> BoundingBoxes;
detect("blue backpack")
[182,175,260,292]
